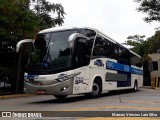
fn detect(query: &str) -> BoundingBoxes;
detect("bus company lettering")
[94,59,104,67]
[75,77,84,84]
[106,61,114,69]
[124,65,130,72]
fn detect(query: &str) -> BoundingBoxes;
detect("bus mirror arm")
[68,33,89,48]
[16,39,34,53]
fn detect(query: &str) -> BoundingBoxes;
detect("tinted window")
[73,38,90,68]
[93,35,117,59]
[130,53,142,67]
[92,34,143,66]
[117,46,130,65]
[93,36,107,57]
[27,30,77,74]
[78,28,96,60]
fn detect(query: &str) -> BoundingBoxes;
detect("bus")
[16,26,143,99]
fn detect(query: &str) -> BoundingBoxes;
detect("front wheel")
[53,95,68,100]
[85,80,102,98]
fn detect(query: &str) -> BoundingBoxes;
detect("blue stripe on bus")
[106,61,143,75]
[25,75,39,79]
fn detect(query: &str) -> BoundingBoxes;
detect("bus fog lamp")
[61,85,69,91]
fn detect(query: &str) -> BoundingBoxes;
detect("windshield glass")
[26,30,77,74]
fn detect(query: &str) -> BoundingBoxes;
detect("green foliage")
[0,0,65,92]
[31,0,65,28]
[124,31,160,86]
[135,0,160,22]
[147,30,160,53]
[0,0,65,64]
[123,34,147,57]
[124,31,160,58]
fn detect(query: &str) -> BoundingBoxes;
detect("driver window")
[73,38,89,68]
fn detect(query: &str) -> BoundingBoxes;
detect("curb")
[0,94,36,99]
[154,88,160,90]
[142,86,160,90]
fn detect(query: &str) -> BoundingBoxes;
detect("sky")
[50,0,159,43]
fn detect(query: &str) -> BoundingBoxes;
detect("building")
[146,50,160,87]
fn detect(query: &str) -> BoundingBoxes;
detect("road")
[0,88,160,119]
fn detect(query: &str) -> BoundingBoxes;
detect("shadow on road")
[30,95,87,104]
[102,89,140,97]
[29,89,140,104]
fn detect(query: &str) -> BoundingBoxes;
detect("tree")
[0,0,66,65]
[135,0,160,23]
[147,30,160,53]
[124,30,160,86]
[0,0,66,93]
[31,0,65,28]
[123,34,147,56]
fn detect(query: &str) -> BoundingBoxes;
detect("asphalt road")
[0,87,160,119]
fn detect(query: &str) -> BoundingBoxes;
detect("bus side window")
[130,53,142,67]
[118,47,130,65]
[93,36,107,57]
[103,39,116,59]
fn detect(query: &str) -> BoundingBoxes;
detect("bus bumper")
[24,78,74,95]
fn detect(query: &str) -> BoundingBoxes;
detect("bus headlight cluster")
[56,72,81,82]
[56,74,74,82]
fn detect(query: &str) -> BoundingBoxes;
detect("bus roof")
[38,26,141,58]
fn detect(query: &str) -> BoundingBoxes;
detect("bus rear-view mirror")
[16,39,33,53]
[68,33,89,48]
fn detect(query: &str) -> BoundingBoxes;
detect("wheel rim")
[92,83,99,96]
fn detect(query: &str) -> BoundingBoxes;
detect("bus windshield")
[26,30,77,74]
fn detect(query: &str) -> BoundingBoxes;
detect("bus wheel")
[133,81,138,92]
[86,79,102,98]
[53,95,68,99]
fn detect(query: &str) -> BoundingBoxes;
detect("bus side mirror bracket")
[16,39,33,53]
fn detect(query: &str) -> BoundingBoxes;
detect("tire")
[53,95,68,99]
[86,79,102,98]
[133,81,138,92]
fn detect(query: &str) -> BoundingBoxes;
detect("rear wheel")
[53,95,68,99]
[86,79,102,98]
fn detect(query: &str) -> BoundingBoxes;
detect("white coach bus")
[16,27,143,99]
